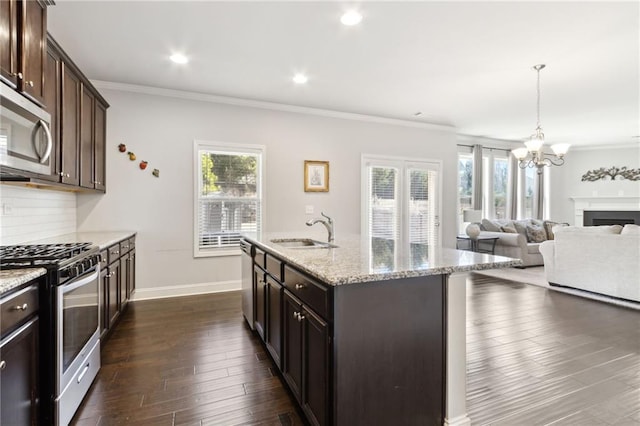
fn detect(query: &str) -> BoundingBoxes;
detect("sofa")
[475,218,565,267]
[539,224,640,302]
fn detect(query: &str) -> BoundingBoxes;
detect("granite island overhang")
[242,233,522,426]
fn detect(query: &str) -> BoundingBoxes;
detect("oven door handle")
[63,268,99,293]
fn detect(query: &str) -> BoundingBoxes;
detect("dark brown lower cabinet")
[265,276,283,368]
[126,249,136,299]
[0,316,39,426]
[254,265,266,340]
[107,260,120,329]
[119,252,129,311]
[283,290,329,426]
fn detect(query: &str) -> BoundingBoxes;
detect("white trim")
[444,414,472,426]
[90,80,455,132]
[131,280,241,301]
[571,142,640,151]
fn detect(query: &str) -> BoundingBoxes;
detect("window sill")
[194,248,240,258]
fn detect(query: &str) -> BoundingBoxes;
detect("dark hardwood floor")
[72,274,640,425]
[71,292,303,425]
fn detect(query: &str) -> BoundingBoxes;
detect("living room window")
[194,141,264,257]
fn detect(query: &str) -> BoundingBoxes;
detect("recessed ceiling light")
[293,73,308,84]
[341,10,363,26]
[170,53,189,64]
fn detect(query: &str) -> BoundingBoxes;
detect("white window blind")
[194,141,263,257]
[363,156,441,267]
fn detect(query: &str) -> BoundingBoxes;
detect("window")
[493,157,508,219]
[362,156,441,270]
[523,166,536,219]
[194,141,264,257]
[457,154,473,232]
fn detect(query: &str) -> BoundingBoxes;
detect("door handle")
[33,119,52,164]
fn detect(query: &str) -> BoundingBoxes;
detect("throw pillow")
[501,224,518,233]
[526,223,547,243]
[513,219,531,237]
[481,218,502,232]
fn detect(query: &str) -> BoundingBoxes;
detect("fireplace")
[583,210,640,226]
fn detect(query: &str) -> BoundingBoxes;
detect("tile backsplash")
[0,185,77,245]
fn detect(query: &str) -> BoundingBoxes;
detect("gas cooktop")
[0,243,99,268]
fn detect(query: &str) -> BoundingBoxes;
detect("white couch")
[539,224,640,302]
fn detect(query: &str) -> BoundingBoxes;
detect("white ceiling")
[47,1,639,147]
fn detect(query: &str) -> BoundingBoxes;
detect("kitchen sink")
[270,238,338,249]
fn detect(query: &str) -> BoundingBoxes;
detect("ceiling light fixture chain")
[511,64,570,174]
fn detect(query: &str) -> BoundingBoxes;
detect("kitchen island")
[243,234,521,426]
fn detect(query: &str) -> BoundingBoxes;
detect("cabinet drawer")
[108,244,121,264]
[1,285,39,336]
[255,247,265,269]
[266,254,283,282]
[99,249,109,270]
[284,266,330,320]
[119,239,131,255]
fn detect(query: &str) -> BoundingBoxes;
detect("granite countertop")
[25,231,136,250]
[245,233,522,286]
[0,268,46,296]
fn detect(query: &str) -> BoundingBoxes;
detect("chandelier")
[512,64,570,174]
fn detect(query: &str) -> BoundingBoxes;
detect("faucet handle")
[321,211,333,223]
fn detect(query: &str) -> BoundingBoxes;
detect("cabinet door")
[0,316,39,426]
[107,262,120,329]
[0,0,19,86]
[127,249,136,299]
[99,266,108,338]
[43,40,61,182]
[265,276,282,369]
[302,307,330,426]
[119,252,129,311]
[94,101,107,191]
[282,290,303,402]
[60,64,80,185]
[21,0,47,104]
[79,86,95,189]
[254,266,266,341]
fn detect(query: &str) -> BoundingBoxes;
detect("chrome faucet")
[306,212,334,243]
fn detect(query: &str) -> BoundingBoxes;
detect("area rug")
[473,266,640,311]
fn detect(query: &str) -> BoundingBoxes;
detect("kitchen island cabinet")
[243,234,520,426]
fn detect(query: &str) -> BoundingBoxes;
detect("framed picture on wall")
[304,160,329,192]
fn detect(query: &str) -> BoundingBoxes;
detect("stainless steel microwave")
[0,84,53,176]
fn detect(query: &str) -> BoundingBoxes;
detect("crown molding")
[571,142,640,151]
[90,80,455,132]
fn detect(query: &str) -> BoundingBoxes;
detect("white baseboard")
[444,414,472,426]
[131,280,241,301]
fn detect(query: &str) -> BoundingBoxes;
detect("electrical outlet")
[1,203,13,216]
[305,205,314,215]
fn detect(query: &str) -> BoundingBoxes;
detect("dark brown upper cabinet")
[45,35,109,192]
[0,0,51,105]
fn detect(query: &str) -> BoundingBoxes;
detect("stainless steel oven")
[0,243,102,425]
[0,84,53,175]
[56,266,100,426]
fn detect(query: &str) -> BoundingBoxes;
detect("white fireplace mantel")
[571,196,640,226]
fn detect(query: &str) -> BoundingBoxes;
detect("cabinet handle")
[114,251,120,255]
[17,72,23,79]
[0,360,5,371]
[27,80,34,87]
[59,172,64,177]
[13,303,28,311]
[293,311,299,320]
[295,283,306,290]
[298,313,305,322]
